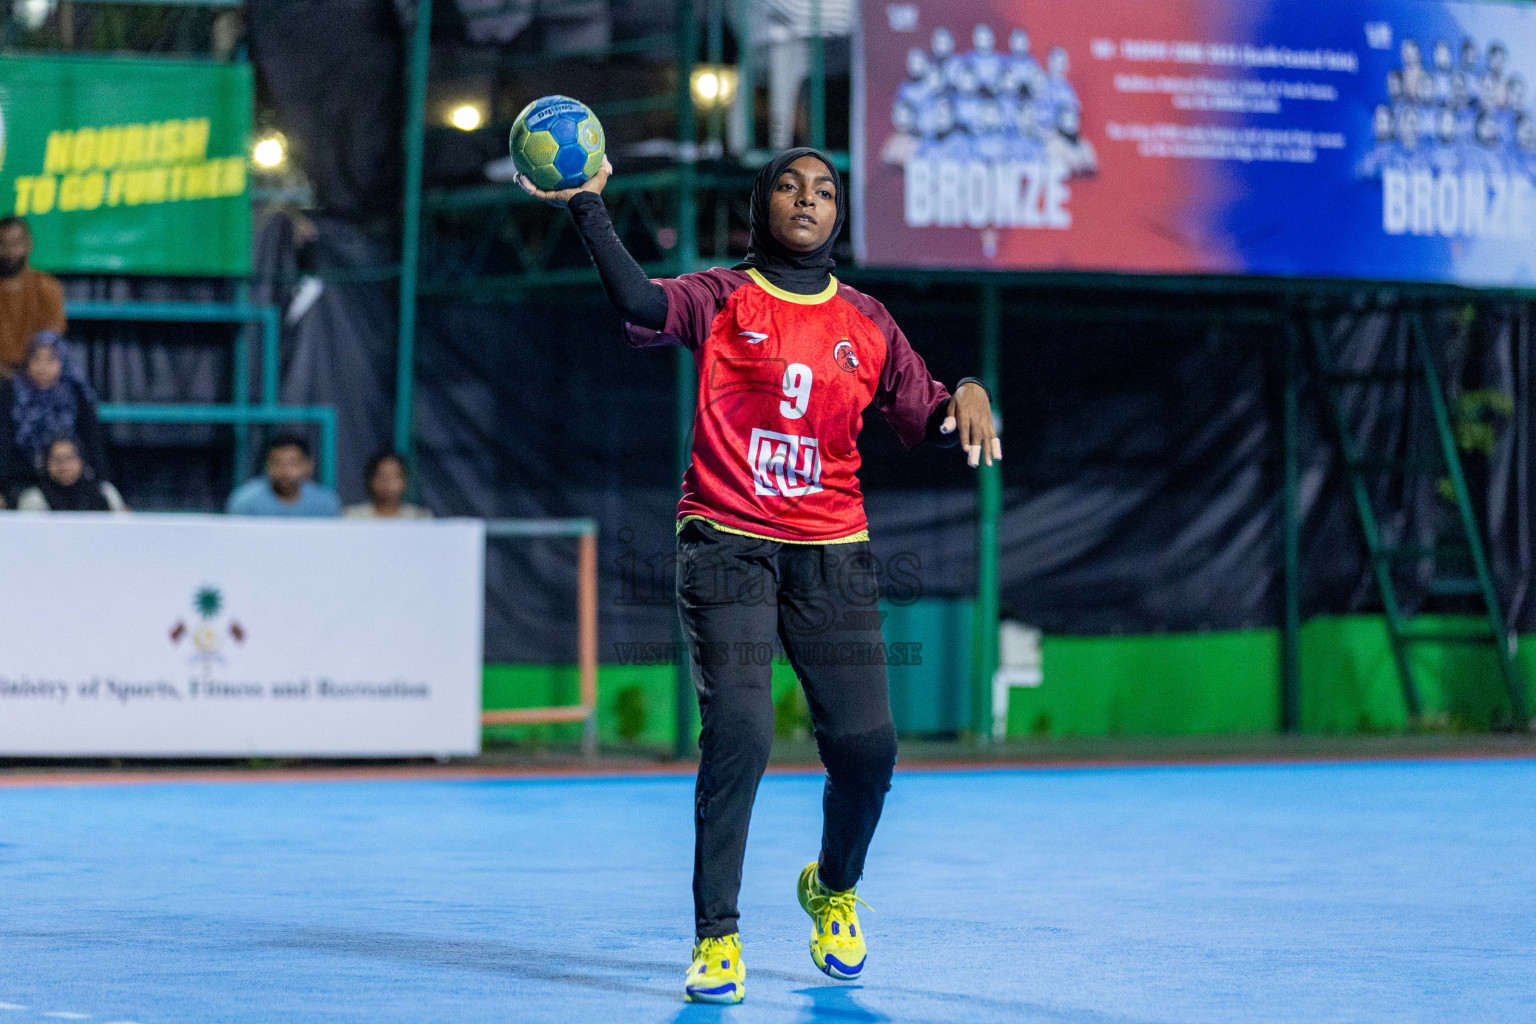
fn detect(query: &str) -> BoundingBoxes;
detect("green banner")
[0,55,252,275]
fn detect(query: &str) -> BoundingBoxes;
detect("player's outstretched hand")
[940,381,1002,468]
[517,157,612,207]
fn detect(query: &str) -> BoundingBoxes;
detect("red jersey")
[625,267,950,543]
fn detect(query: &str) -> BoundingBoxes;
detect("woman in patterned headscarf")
[0,330,107,505]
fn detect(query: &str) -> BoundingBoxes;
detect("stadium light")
[450,104,483,131]
[17,0,54,30]
[252,134,287,170]
[690,66,738,109]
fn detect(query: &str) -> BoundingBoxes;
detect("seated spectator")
[344,451,433,519]
[0,217,67,378]
[226,432,341,517]
[14,436,127,512]
[0,331,106,508]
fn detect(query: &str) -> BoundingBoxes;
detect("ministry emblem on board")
[169,585,246,675]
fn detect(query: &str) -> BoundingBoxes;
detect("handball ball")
[510,95,605,191]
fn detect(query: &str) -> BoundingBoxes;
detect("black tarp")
[69,191,1536,658]
[255,214,401,503]
[59,211,401,512]
[72,211,1536,659]
[246,0,405,222]
[398,282,1536,661]
[62,0,1536,663]
[64,274,238,510]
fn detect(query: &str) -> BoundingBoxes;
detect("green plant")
[773,684,811,740]
[1354,712,1394,736]
[614,684,647,742]
[1439,388,1512,501]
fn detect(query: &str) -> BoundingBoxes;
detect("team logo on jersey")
[748,428,823,497]
[833,339,858,373]
[738,330,768,344]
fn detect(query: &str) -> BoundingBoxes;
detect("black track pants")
[677,519,899,939]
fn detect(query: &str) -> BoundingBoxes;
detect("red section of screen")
[858,0,1236,272]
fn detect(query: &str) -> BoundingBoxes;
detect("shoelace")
[693,936,737,962]
[808,886,872,921]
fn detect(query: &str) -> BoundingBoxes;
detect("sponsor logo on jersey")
[748,428,823,497]
[738,330,768,344]
[833,339,859,372]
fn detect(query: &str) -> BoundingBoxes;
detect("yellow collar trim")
[745,267,838,305]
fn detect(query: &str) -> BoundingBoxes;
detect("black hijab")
[738,147,845,295]
[38,474,109,512]
[35,437,109,512]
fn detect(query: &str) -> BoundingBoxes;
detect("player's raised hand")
[517,156,612,207]
[940,381,1001,468]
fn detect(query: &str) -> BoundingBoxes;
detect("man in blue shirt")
[226,432,341,517]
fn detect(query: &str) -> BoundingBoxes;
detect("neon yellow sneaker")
[684,933,745,1004]
[797,861,869,980]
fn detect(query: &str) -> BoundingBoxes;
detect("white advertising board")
[0,515,484,756]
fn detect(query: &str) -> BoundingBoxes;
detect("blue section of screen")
[1222,0,1532,286]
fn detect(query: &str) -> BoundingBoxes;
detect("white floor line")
[0,1006,26,1012]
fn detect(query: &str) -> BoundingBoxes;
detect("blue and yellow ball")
[510,95,605,191]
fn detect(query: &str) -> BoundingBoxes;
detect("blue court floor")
[1,759,1533,1024]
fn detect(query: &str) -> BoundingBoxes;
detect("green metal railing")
[395,0,433,462]
[67,299,336,491]
[971,285,1002,743]
[68,300,281,407]
[97,403,338,490]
